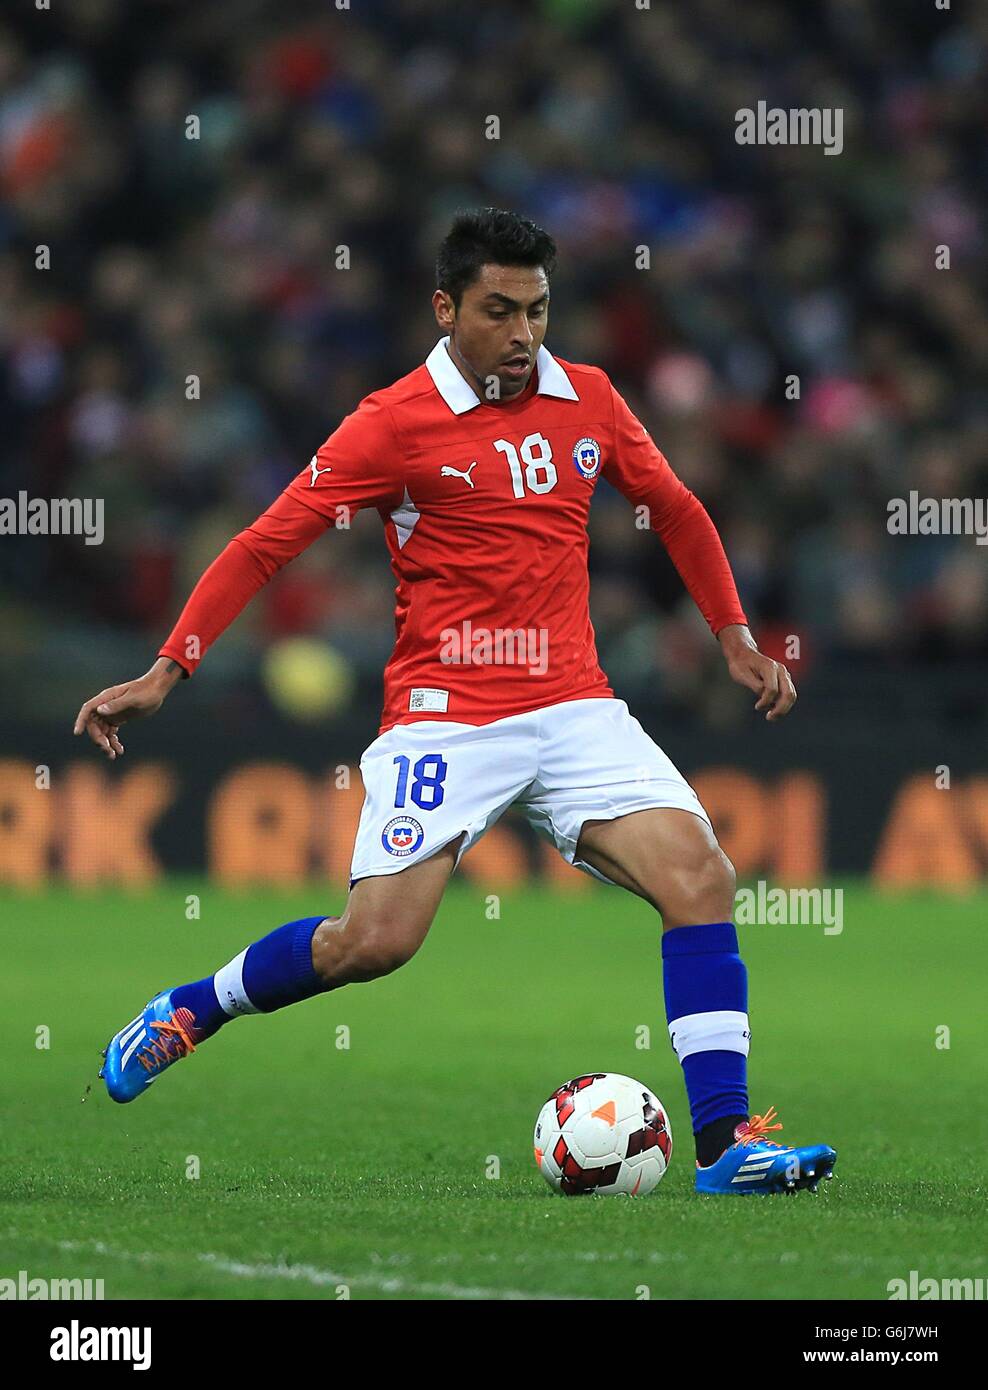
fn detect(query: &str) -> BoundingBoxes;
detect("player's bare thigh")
[576,809,735,930]
[311,834,464,986]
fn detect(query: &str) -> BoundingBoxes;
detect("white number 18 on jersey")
[494,432,557,498]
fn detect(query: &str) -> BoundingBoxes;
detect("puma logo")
[440,461,478,489]
[308,456,333,486]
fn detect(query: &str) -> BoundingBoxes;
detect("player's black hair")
[436,208,557,306]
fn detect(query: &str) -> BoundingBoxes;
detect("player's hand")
[717,625,796,722]
[73,660,184,759]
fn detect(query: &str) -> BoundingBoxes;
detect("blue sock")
[170,975,227,1039]
[662,921,749,1137]
[172,916,327,1039]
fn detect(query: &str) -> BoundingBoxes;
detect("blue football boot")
[99,991,198,1103]
[695,1106,837,1195]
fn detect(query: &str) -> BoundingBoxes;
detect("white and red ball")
[534,1072,672,1196]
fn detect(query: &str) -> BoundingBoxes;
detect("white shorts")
[349,697,711,887]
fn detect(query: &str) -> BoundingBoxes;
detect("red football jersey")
[159,339,746,731]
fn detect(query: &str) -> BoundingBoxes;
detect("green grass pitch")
[2,881,986,1300]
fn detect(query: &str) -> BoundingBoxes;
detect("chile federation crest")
[381,816,425,857]
[572,436,602,480]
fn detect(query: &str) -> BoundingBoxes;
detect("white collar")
[424,336,579,414]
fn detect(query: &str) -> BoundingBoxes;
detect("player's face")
[433,264,549,400]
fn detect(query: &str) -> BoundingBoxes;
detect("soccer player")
[75,209,835,1195]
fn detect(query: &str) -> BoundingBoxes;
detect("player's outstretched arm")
[603,385,796,723]
[72,487,331,759]
[72,399,399,760]
[73,658,185,759]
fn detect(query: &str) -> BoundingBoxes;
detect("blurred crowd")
[1,0,986,724]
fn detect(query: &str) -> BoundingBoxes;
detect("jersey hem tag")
[409,688,449,713]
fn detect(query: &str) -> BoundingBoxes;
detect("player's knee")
[692,843,735,914]
[355,926,420,980]
[664,842,736,925]
[707,846,737,912]
[331,911,426,983]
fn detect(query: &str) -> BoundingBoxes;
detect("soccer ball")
[534,1072,672,1196]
